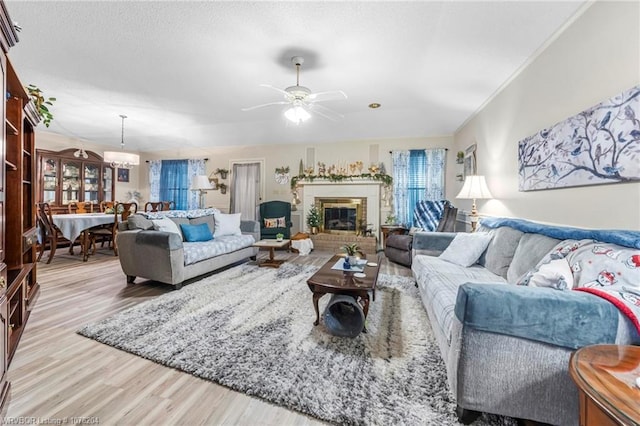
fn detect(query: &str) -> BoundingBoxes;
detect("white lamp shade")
[456,175,493,200]
[191,175,214,190]
[284,106,311,124]
[103,151,140,166]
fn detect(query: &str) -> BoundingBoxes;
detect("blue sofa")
[411,218,640,425]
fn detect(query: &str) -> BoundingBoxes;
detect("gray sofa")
[411,217,640,425]
[116,208,259,289]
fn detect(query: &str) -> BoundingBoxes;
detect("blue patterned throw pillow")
[180,223,213,242]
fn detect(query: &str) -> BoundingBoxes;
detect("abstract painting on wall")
[518,85,640,191]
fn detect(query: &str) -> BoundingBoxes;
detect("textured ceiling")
[6,1,585,152]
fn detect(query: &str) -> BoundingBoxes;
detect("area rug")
[78,262,515,426]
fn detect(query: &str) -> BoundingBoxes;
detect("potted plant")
[306,205,321,234]
[342,243,363,266]
[215,168,229,179]
[456,151,465,164]
[276,232,284,242]
[218,183,227,194]
[27,84,56,127]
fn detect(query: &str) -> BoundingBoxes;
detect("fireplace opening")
[317,197,366,235]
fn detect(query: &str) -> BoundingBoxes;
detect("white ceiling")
[6,1,585,153]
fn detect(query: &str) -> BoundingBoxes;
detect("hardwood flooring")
[5,247,412,425]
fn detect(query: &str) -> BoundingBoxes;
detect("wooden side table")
[569,344,640,426]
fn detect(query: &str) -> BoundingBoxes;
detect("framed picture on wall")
[117,168,129,183]
[463,144,477,178]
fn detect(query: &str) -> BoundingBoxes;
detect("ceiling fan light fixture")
[285,105,311,124]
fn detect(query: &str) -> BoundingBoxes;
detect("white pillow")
[152,218,183,240]
[213,212,242,237]
[439,232,493,267]
[517,257,574,290]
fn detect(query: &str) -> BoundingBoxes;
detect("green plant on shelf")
[26,84,56,127]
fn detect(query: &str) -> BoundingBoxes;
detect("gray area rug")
[78,262,515,426]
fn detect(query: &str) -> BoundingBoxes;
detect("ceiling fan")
[242,56,347,124]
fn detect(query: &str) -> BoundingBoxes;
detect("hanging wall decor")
[518,85,640,191]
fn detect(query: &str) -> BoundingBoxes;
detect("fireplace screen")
[317,198,366,235]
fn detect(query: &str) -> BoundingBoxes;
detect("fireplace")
[317,197,366,235]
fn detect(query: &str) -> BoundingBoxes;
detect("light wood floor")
[5,246,411,425]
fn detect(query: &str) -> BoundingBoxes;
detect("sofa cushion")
[180,223,214,242]
[413,255,506,344]
[455,283,619,349]
[127,214,154,230]
[477,226,524,279]
[507,233,561,283]
[183,234,255,265]
[152,218,183,240]
[517,257,575,290]
[439,232,493,267]
[214,212,242,237]
[264,216,286,228]
[189,214,215,234]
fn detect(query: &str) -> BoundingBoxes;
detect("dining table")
[51,213,117,261]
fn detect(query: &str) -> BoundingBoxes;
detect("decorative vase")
[219,171,228,179]
[349,256,360,266]
[343,256,351,269]
[311,226,318,235]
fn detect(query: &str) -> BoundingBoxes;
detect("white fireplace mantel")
[299,180,383,240]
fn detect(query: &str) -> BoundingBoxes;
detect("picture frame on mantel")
[463,144,477,178]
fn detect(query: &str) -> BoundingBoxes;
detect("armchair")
[385,200,458,267]
[259,201,292,240]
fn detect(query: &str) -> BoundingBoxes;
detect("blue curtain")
[159,160,189,210]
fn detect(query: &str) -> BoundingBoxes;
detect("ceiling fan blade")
[308,90,347,102]
[241,101,290,112]
[307,103,344,121]
[259,84,292,98]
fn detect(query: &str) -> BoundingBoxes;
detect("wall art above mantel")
[518,85,640,191]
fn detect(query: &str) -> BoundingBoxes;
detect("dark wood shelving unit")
[0,0,39,411]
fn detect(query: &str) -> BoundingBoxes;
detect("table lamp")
[455,175,493,232]
[191,175,214,209]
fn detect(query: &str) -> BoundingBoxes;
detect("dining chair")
[100,201,115,213]
[87,202,137,257]
[161,201,175,211]
[36,202,79,263]
[144,202,162,212]
[68,201,93,214]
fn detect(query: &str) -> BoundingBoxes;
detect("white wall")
[452,1,640,229]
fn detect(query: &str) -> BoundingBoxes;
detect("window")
[392,148,445,227]
[149,159,207,210]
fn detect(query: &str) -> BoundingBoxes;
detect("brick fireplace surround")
[299,180,383,252]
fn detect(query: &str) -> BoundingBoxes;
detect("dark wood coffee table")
[306,254,381,331]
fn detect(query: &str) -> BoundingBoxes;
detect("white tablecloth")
[291,238,314,255]
[52,213,116,242]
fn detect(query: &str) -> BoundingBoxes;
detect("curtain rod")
[388,148,448,154]
[145,158,209,163]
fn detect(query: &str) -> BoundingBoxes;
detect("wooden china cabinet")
[36,148,115,213]
[0,0,41,411]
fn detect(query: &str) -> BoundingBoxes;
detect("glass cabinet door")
[61,161,81,204]
[84,163,100,203]
[103,166,114,202]
[42,158,57,204]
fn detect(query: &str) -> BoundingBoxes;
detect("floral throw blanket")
[518,239,640,333]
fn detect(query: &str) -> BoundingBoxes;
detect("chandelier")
[103,114,140,169]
